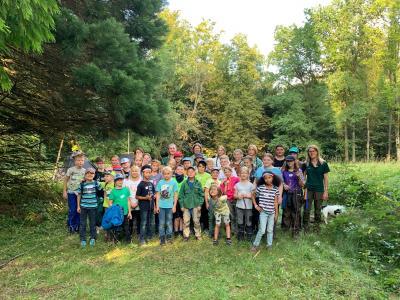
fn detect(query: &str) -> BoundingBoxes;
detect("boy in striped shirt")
[77,168,102,248]
[251,171,281,252]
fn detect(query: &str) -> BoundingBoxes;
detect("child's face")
[143,169,151,180]
[287,161,295,168]
[96,162,104,169]
[151,162,159,172]
[209,187,218,198]
[197,164,205,173]
[175,157,182,164]
[135,150,144,158]
[224,169,232,178]
[115,179,123,187]
[264,174,273,185]
[121,162,130,170]
[135,158,143,166]
[211,170,219,179]
[143,155,151,164]
[183,160,191,169]
[233,152,242,161]
[111,157,119,166]
[240,171,248,180]
[187,169,195,179]
[168,159,176,168]
[74,156,84,167]
[131,168,140,178]
[105,174,113,183]
[175,166,184,175]
[85,171,95,181]
[164,170,172,180]
[262,156,273,167]
[243,159,252,168]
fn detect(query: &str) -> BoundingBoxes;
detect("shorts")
[214,212,230,225]
[173,201,183,218]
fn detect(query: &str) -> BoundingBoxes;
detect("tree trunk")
[396,106,400,161]
[352,124,356,163]
[387,112,392,161]
[344,122,349,162]
[366,117,370,162]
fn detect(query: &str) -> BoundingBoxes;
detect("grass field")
[0,163,399,299]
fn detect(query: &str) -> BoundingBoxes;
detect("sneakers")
[89,239,95,247]
[226,238,232,246]
[213,239,218,246]
[81,240,87,248]
[160,236,166,246]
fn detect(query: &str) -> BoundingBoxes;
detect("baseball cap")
[182,157,192,162]
[85,167,96,174]
[173,151,183,158]
[114,173,125,181]
[288,146,299,154]
[120,157,130,164]
[285,155,295,162]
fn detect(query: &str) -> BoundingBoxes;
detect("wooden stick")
[52,136,64,180]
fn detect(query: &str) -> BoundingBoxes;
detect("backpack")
[101,205,124,230]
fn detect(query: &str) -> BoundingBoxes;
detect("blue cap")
[114,173,125,181]
[289,146,299,154]
[182,157,192,162]
[120,157,130,164]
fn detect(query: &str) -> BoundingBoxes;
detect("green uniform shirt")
[108,187,131,215]
[305,161,330,192]
[195,172,211,189]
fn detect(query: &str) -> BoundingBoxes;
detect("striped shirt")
[77,181,100,209]
[256,185,279,213]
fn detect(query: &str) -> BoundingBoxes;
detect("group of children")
[63,143,330,252]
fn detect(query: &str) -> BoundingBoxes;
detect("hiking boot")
[160,236,166,246]
[81,240,87,248]
[250,246,258,253]
[226,238,232,246]
[213,239,218,246]
[174,231,179,237]
[89,239,95,247]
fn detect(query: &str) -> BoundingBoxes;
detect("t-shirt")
[256,185,279,213]
[94,170,105,182]
[235,181,254,209]
[273,157,285,168]
[150,173,163,187]
[76,180,101,209]
[220,176,240,201]
[255,166,283,180]
[123,178,141,211]
[100,181,114,208]
[108,187,131,215]
[66,166,86,193]
[305,161,330,192]
[213,195,230,215]
[122,170,130,179]
[156,179,178,209]
[204,178,221,190]
[282,170,304,192]
[136,181,155,211]
[195,172,211,189]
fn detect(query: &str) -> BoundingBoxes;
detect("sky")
[167,0,332,57]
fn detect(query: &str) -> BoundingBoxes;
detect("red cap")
[173,151,183,158]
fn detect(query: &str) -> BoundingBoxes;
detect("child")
[282,155,304,237]
[210,184,232,245]
[172,165,186,237]
[110,155,120,167]
[155,166,178,245]
[218,155,237,180]
[94,157,106,182]
[179,166,204,241]
[234,167,254,241]
[251,171,281,252]
[136,165,156,245]
[77,168,102,247]
[204,167,221,238]
[123,165,142,239]
[220,166,240,235]
[108,174,132,243]
[121,157,131,179]
[182,157,192,175]
[63,151,86,233]
[135,147,144,159]
[173,151,183,166]
[243,156,256,183]
[100,170,114,241]
[150,159,162,234]
[134,156,143,168]
[255,153,283,203]
[168,158,177,172]
[143,153,152,166]
[195,160,211,232]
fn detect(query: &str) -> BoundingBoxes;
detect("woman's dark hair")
[257,173,281,187]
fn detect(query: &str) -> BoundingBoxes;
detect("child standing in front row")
[210,184,232,246]
[251,171,281,252]
[77,168,102,248]
[63,151,86,233]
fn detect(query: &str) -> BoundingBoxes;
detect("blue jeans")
[140,208,153,242]
[67,193,80,232]
[253,211,275,247]
[159,208,173,239]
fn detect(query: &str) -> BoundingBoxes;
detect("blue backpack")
[101,205,124,230]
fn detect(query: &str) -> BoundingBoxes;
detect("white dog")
[322,205,346,224]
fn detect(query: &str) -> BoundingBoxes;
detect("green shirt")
[195,172,211,189]
[108,187,131,215]
[213,195,230,215]
[100,181,114,208]
[305,161,330,192]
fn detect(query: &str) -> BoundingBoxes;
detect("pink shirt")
[220,176,240,202]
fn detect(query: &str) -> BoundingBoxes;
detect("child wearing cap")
[123,165,142,239]
[172,165,186,237]
[76,168,102,248]
[155,166,178,245]
[204,168,221,237]
[182,157,192,175]
[282,155,305,237]
[121,157,131,179]
[136,165,156,244]
[173,151,183,165]
[210,184,232,245]
[108,174,132,243]
[179,166,204,241]
[220,166,240,235]
[234,167,254,241]
[251,171,281,252]
[63,151,86,233]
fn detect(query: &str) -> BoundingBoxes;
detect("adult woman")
[303,145,330,232]
[247,144,262,169]
[214,145,226,168]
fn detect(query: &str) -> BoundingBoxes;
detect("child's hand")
[283,184,289,191]
[155,207,160,214]
[322,191,328,200]
[274,213,278,222]
[63,191,67,200]
[77,207,81,213]
[256,205,263,212]
[147,195,152,200]
[206,202,209,210]
[172,206,176,213]
[128,213,132,220]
